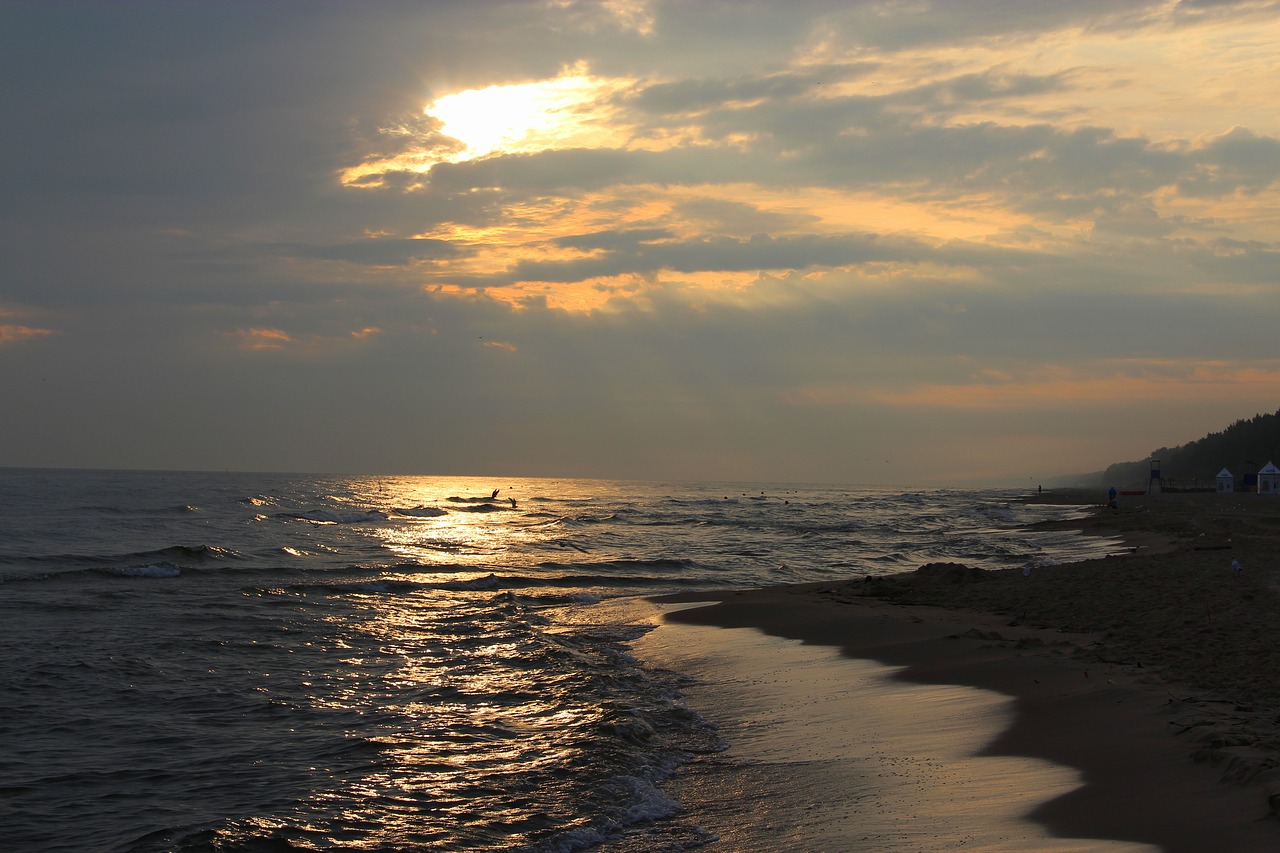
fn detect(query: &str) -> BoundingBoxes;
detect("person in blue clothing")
[1108,485,1118,511]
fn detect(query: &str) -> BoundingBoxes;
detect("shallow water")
[0,469,1121,850]
[635,621,1156,852]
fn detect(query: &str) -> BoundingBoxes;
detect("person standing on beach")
[1108,486,1119,511]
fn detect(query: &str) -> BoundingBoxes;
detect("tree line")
[1087,409,1280,489]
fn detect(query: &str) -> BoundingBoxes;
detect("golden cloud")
[0,324,56,346]
[787,359,1280,410]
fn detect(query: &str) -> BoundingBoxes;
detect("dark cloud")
[673,197,822,233]
[627,64,879,114]
[1174,0,1280,14]
[911,69,1077,105]
[808,0,1173,49]
[553,229,675,252]
[496,233,897,284]
[1179,127,1280,197]
[278,238,464,266]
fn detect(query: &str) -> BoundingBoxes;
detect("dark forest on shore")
[1066,408,1280,490]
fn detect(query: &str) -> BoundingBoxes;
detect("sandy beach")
[641,489,1280,851]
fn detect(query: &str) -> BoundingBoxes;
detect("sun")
[425,68,630,161]
[430,81,567,158]
[339,66,635,187]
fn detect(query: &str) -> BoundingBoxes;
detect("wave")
[549,539,591,553]
[273,509,389,524]
[261,568,719,599]
[391,505,447,518]
[454,503,513,513]
[0,544,251,584]
[98,564,183,578]
[452,572,714,591]
[75,503,199,516]
[505,590,602,606]
[522,511,562,521]
[19,544,242,569]
[527,514,614,530]
[665,496,742,507]
[313,578,426,595]
[6,560,190,583]
[536,557,703,573]
[143,544,242,564]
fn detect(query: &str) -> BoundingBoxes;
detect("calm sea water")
[0,469,1116,851]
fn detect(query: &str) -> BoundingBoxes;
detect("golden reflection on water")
[293,559,617,850]
[251,476,688,848]
[348,475,582,570]
[298,594,558,847]
[377,513,524,567]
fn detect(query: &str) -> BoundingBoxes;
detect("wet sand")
[642,489,1280,851]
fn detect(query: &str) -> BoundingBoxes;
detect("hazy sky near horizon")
[3,0,1279,485]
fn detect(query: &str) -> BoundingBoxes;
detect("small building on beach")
[1217,468,1235,493]
[1257,462,1280,494]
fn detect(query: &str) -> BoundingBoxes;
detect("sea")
[0,468,1119,852]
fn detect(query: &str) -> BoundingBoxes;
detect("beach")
[643,489,1280,851]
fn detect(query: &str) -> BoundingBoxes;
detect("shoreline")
[644,488,1280,850]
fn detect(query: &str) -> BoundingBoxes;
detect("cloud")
[553,228,675,252]
[228,328,295,351]
[0,324,56,346]
[4,0,1280,483]
[1179,126,1280,197]
[856,360,1280,409]
[358,90,1269,226]
[276,238,464,266]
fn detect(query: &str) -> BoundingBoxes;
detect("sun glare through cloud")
[339,66,634,188]
[428,71,627,161]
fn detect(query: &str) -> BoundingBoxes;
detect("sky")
[3,0,1279,486]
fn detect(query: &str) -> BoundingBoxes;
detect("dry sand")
[641,489,1280,851]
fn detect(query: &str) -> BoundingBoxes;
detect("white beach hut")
[1216,468,1234,493]
[1257,461,1280,494]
